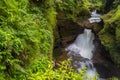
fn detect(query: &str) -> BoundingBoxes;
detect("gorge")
[54,10,120,79]
[1,0,120,80]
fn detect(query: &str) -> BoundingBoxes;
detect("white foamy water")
[77,60,98,80]
[88,10,101,23]
[65,29,103,80]
[66,29,95,59]
[65,28,106,80]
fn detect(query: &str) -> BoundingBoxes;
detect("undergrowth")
[0,0,56,79]
[0,0,119,80]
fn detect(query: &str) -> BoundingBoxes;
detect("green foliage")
[26,58,98,80]
[103,6,120,24]
[0,0,115,79]
[99,5,120,67]
[0,56,97,80]
[113,0,120,8]
[55,0,90,21]
[55,0,103,21]
[84,0,103,9]
[0,0,56,79]
[109,77,119,80]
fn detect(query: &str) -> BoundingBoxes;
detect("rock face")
[98,5,120,67]
[54,14,84,49]
[54,12,104,50]
[77,18,104,33]
[54,10,119,78]
[54,12,104,62]
[53,13,84,59]
[99,24,120,66]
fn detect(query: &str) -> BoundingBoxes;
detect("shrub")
[0,0,56,79]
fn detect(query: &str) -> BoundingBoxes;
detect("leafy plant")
[55,0,90,21]
[27,58,97,80]
[0,0,56,79]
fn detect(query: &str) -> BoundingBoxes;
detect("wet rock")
[54,14,84,48]
[94,63,120,78]
[77,17,104,33]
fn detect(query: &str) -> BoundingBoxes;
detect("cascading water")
[74,29,95,59]
[65,28,95,59]
[65,29,104,80]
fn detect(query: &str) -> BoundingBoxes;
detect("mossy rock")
[99,5,120,67]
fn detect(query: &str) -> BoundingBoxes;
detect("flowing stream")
[65,29,105,80]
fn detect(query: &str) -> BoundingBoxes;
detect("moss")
[0,0,57,79]
[102,6,120,23]
[56,0,91,22]
[84,0,103,10]
[99,33,115,48]
[99,5,120,67]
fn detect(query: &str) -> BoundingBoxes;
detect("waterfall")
[88,10,101,23]
[66,29,95,59]
[74,29,95,59]
[65,28,99,79]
